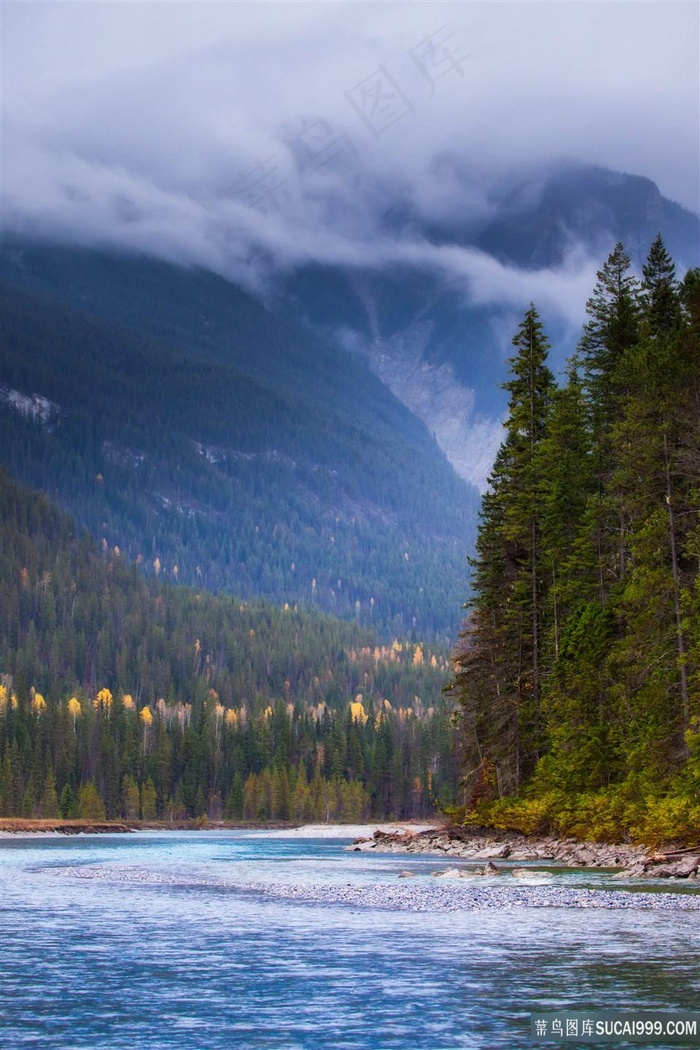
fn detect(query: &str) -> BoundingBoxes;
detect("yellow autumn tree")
[140,705,153,751]
[93,688,113,712]
[67,696,81,731]
[31,692,47,715]
[349,696,368,724]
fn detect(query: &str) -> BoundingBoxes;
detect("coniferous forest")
[0,469,459,822]
[451,237,700,843]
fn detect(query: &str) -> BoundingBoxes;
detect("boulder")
[471,842,511,859]
[612,864,647,879]
[674,854,699,877]
[646,855,699,879]
[472,845,497,859]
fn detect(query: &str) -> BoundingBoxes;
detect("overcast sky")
[2,1,699,314]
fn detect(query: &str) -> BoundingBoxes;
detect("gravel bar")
[48,865,700,911]
[238,880,700,912]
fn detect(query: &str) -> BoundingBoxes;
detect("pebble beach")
[43,859,700,913]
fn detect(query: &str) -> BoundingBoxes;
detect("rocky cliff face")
[356,308,502,493]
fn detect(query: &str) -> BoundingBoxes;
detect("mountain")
[473,164,699,269]
[0,468,459,821]
[279,164,700,488]
[1,163,696,641]
[0,241,476,641]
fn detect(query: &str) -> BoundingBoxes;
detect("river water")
[1,830,698,1049]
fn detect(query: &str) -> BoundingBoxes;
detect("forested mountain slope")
[0,242,477,640]
[0,469,459,821]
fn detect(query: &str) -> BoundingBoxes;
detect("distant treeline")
[0,470,460,820]
[452,238,700,843]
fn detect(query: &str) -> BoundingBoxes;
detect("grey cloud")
[2,2,698,318]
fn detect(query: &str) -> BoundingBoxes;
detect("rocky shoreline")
[348,826,700,881]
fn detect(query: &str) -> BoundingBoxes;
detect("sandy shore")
[250,822,437,839]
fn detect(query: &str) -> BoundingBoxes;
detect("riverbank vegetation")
[451,238,700,844]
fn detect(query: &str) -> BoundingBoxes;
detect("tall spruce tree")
[576,243,643,591]
[642,233,682,336]
[578,242,642,422]
[532,365,622,795]
[453,306,554,799]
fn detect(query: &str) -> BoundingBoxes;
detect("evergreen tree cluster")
[452,238,700,843]
[0,470,459,821]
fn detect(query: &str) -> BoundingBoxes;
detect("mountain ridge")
[279,164,699,486]
[1,162,696,635]
[0,251,476,640]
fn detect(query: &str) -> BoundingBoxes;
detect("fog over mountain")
[4,3,697,269]
[2,2,699,491]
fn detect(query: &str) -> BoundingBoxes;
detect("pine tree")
[576,243,644,591]
[454,241,699,839]
[578,242,642,425]
[59,783,78,819]
[121,773,140,819]
[453,306,554,798]
[77,781,106,820]
[40,767,60,818]
[642,233,682,336]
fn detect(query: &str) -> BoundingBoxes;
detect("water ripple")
[1,832,697,1050]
